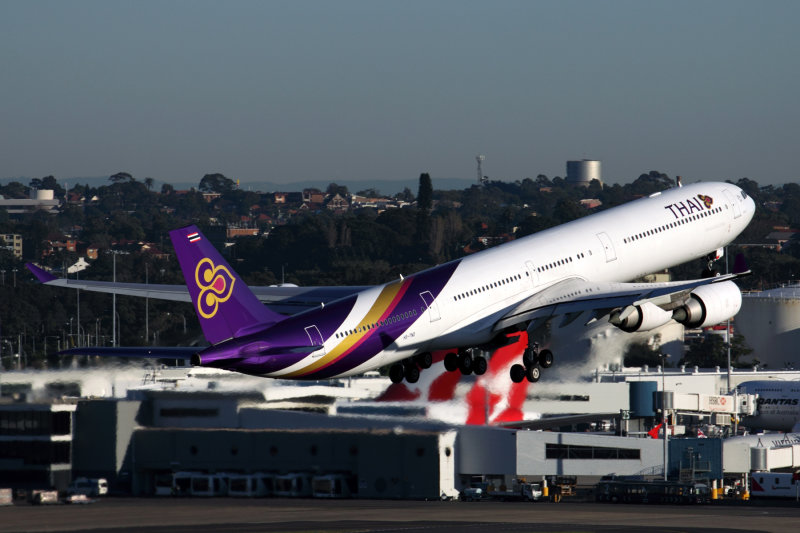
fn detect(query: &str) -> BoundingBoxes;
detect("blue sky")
[1,0,798,186]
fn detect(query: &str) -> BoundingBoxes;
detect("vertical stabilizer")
[169,225,284,344]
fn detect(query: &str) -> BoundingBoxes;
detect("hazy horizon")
[2,1,798,187]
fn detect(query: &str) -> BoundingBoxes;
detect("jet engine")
[672,280,742,328]
[609,301,673,333]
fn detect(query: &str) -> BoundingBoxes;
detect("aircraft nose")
[743,191,756,221]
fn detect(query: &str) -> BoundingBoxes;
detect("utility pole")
[76,271,80,348]
[725,247,732,393]
[662,354,669,481]
[145,263,149,345]
[112,252,117,347]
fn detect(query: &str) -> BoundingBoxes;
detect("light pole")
[76,270,80,348]
[12,268,18,288]
[112,252,117,347]
[1,269,5,285]
[725,246,733,393]
[114,311,121,347]
[145,263,149,345]
[660,353,669,481]
[43,336,60,357]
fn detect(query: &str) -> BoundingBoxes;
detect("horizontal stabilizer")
[26,262,57,283]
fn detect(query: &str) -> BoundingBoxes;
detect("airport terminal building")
[58,391,674,498]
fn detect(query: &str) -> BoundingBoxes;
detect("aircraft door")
[419,291,441,322]
[723,189,742,218]
[304,325,326,358]
[525,261,539,287]
[596,232,617,262]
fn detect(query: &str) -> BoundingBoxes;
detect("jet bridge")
[669,392,758,420]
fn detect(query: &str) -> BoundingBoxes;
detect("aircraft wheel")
[458,353,473,375]
[473,356,487,375]
[522,347,538,367]
[404,365,420,383]
[389,364,405,384]
[415,352,433,369]
[526,365,541,383]
[510,364,526,383]
[444,352,459,372]
[538,349,554,368]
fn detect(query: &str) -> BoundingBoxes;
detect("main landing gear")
[510,342,554,383]
[388,352,434,384]
[443,349,488,377]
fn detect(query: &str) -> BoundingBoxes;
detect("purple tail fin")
[169,225,285,345]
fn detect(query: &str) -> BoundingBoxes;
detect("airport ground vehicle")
[274,473,312,497]
[311,474,353,498]
[31,490,59,504]
[460,479,542,502]
[750,472,800,499]
[67,477,108,497]
[172,472,229,497]
[228,473,275,497]
[595,479,709,504]
[546,475,576,502]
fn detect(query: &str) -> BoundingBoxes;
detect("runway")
[3,498,800,533]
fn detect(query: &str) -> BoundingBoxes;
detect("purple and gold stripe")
[289,261,460,379]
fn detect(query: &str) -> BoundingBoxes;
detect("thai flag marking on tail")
[187,232,201,243]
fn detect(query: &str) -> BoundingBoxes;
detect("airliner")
[738,380,800,432]
[27,180,755,383]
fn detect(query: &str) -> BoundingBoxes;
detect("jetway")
[724,434,800,473]
[670,392,757,418]
[750,444,800,472]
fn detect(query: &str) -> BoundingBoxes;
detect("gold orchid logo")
[697,194,713,209]
[194,258,236,319]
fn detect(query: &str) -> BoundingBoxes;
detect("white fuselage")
[739,380,800,432]
[273,182,755,378]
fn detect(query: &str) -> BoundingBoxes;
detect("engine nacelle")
[672,280,742,328]
[610,302,673,333]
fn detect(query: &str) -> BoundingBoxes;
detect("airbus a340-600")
[27,181,755,384]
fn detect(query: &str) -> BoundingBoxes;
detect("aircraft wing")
[493,270,750,333]
[58,346,200,359]
[26,262,367,313]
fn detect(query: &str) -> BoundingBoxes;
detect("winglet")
[26,262,57,283]
[732,253,749,275]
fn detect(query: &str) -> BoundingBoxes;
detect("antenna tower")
[476,155,487,185]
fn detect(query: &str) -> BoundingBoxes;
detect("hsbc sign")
[700,394,734,413]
